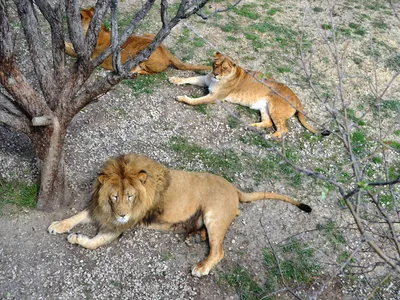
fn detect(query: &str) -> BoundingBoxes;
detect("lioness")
[65,7,211,74]
[169,52,330,138]
[48,154,311,277]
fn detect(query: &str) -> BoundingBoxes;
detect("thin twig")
[196,0,242,20]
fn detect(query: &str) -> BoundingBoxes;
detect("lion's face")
[96,170,148,226]
[102,181,137,224]
[212,52,236,80]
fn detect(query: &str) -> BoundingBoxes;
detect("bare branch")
[0,109,32,135]
[32,116,53,126]
[34,0,66,81]
[14,0,57,100]
[0,92,32,134]
[390,0,400,23]
[83,0,110,60]
[367,190,400,259]
[110,0,122,73]
[196,0,242,20]
[311,242,365,298]
[0,61,51,118]
[161,0,168,28]
[65,0,85,57]
[367,273,392,299]
[0,1,52,121]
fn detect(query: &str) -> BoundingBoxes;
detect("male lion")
[65,7,211,74]
[48,154,311,277]
[169,52,330,138]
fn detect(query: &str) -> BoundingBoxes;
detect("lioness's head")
[91,154,168,228]
[212,52,237,80]
[79,7,95,34]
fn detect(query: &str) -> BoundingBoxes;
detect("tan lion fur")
[48,154,311,277]
[65,7,212,74]
[169,52,329,138]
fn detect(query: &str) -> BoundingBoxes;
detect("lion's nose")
[119,214,126,218]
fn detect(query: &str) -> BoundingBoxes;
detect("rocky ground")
[1,0,399,299]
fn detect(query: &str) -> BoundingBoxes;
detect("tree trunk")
[32,117,69,211]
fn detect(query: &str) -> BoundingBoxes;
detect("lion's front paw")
[67,233,89,245]
[169,76,184,85]
[48,220,73,234]
[191,263,211,277]
[176,95,190,103]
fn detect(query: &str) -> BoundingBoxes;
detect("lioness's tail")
[167,51,212,71]
[297,111,331,136]
[238,190,312,213]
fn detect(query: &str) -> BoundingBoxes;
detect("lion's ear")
[214,52,221,59]
[87,7,95,16]
[137,170,148,184]
[98,175,107,185]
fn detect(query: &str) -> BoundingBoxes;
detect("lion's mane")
[88,154,170,231]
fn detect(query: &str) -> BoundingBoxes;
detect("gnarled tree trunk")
[32,117,68,211]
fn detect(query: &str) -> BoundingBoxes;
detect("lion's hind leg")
[48,209,91,234]
[249,105,273,129]
[185,228,208,246]
[191,210,234,277]
[169,75,210,87]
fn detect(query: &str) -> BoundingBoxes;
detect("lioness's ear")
[98,175,107,185]
[88,7,95,16]
[137,170,148,184]
[214,52,221,59]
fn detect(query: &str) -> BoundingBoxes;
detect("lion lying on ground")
[65,7,211,74]
[169,52,330,138]
[48,154,311,277]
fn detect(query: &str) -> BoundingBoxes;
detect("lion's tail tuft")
[238,190,312,213]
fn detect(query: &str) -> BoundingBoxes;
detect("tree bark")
[32,117,69,211]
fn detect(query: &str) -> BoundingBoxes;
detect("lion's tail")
[238,190,312,213]
[167,50,212,71]
[297,111,331,136]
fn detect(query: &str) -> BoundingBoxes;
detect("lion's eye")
[128,195,134,201]
[111,195,118,202]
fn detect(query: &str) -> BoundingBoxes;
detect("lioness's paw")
[191,264,210,277]
[67,233,89,245]
[169,77,183,85]
[48,220,73,234]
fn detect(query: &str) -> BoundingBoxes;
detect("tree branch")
[0,93,32,134]
[196,0,242,20]
[82,0,111,61]
[0,2,51,119]
[34,0,66,83]
[14,0,57,100]
[390,0,400,24]
[65,0,85,57]
[110,0,122,73]
[0,109,32,135]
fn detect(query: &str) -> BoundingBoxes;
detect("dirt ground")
[1,0,399,299]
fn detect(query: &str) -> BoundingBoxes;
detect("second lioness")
[65,7,211,74]
[170,52,329,138]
